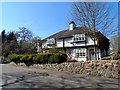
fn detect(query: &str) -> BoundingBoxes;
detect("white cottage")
[41,21,109,61]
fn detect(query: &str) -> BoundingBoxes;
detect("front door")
[89,49,94,60]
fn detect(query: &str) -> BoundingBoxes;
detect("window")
[73,34,85,41]
[74,48,86,57]
[47,38,55,44]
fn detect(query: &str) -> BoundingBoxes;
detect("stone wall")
[10,60,120,78]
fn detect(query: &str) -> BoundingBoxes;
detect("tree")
[2,30,6,44]
[1,30,7,56]
[72,2,116,60]
[1,30,19,56]
[6,32,19,54]
[111,36,120,54]
[16,27,33,44]
[15,27,33,54]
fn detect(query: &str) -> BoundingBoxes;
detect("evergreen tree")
[1,30,19,56]
[6,32,19,54]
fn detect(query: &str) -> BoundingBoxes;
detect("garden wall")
[10,60,120,78]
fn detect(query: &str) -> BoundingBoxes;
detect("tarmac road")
[0,64,119,89]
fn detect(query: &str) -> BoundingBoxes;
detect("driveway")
[0,64,119,89]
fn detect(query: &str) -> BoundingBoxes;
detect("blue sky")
[2,2,118,39]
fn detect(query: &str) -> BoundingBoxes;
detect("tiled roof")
[43,26,108,41]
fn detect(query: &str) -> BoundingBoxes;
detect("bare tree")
[111,36,120,54]
[16,27,33,44]
[72,2,116,60]
[15,27,33,54]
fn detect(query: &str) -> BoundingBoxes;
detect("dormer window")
[73,34,85,41]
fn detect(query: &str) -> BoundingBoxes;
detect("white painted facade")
[42,34,102,61]
[41,21,109,61]
[56,39,63,48]
[42,35,97,48]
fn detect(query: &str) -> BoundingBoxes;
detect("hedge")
[49,53,67,64]
[8,54,20,63]
[113,54,120,60]
[8,53,67,64]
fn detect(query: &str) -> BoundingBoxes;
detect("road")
[0,64,119,89]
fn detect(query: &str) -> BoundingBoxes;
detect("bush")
[49,48,60,53]
[113,54,120,60]
[8,54,17,62]
[33,54,39,63]
[1,57,11,64]
[8,54,21,63]
[49,53,67,64]
[19,55,26,62]
[19,55,34,63]
[33,54,51,64]
[33,54,43,64]
[8,53,67,64]
[49,54,60,63]
[42,54,51,64]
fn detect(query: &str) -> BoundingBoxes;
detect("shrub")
[49,48,60,53]
[49,53,67,64]
[8,53,67,64]
[61,54,67,62]
[32,54,37,63]
[49,54,59,63]
[33,54,51,64]
[19,55,34,63]
[1,57,11,64]
[41,54,51,64]
[8,54,21,63]
[33,54,42,64]
[27,55,34,62]
[8,54,17,62]
[20,55,27,62]
[113,54,120,60]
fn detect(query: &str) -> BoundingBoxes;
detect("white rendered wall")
[64,38,73,47]
[56,39,63,47]
[72,48,87,61]
[86,36,98,46]
[42,42,47,48]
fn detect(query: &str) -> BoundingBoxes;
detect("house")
[40,21,109,61]
[35,39,42,54]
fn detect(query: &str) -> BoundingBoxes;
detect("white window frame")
[73,34,85,41]
[74,48,86,57]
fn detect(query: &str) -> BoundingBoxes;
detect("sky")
[1,2,119,39]
[2,2,72,39]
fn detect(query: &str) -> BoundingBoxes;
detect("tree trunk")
[94,39,97,60]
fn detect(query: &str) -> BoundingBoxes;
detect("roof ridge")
[42,26,108,40]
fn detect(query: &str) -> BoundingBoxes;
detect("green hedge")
[8,54,20,63]
[49,53,67,64]
[8,53,67,64]
[113,54,120,60]
[33,54,51,64]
